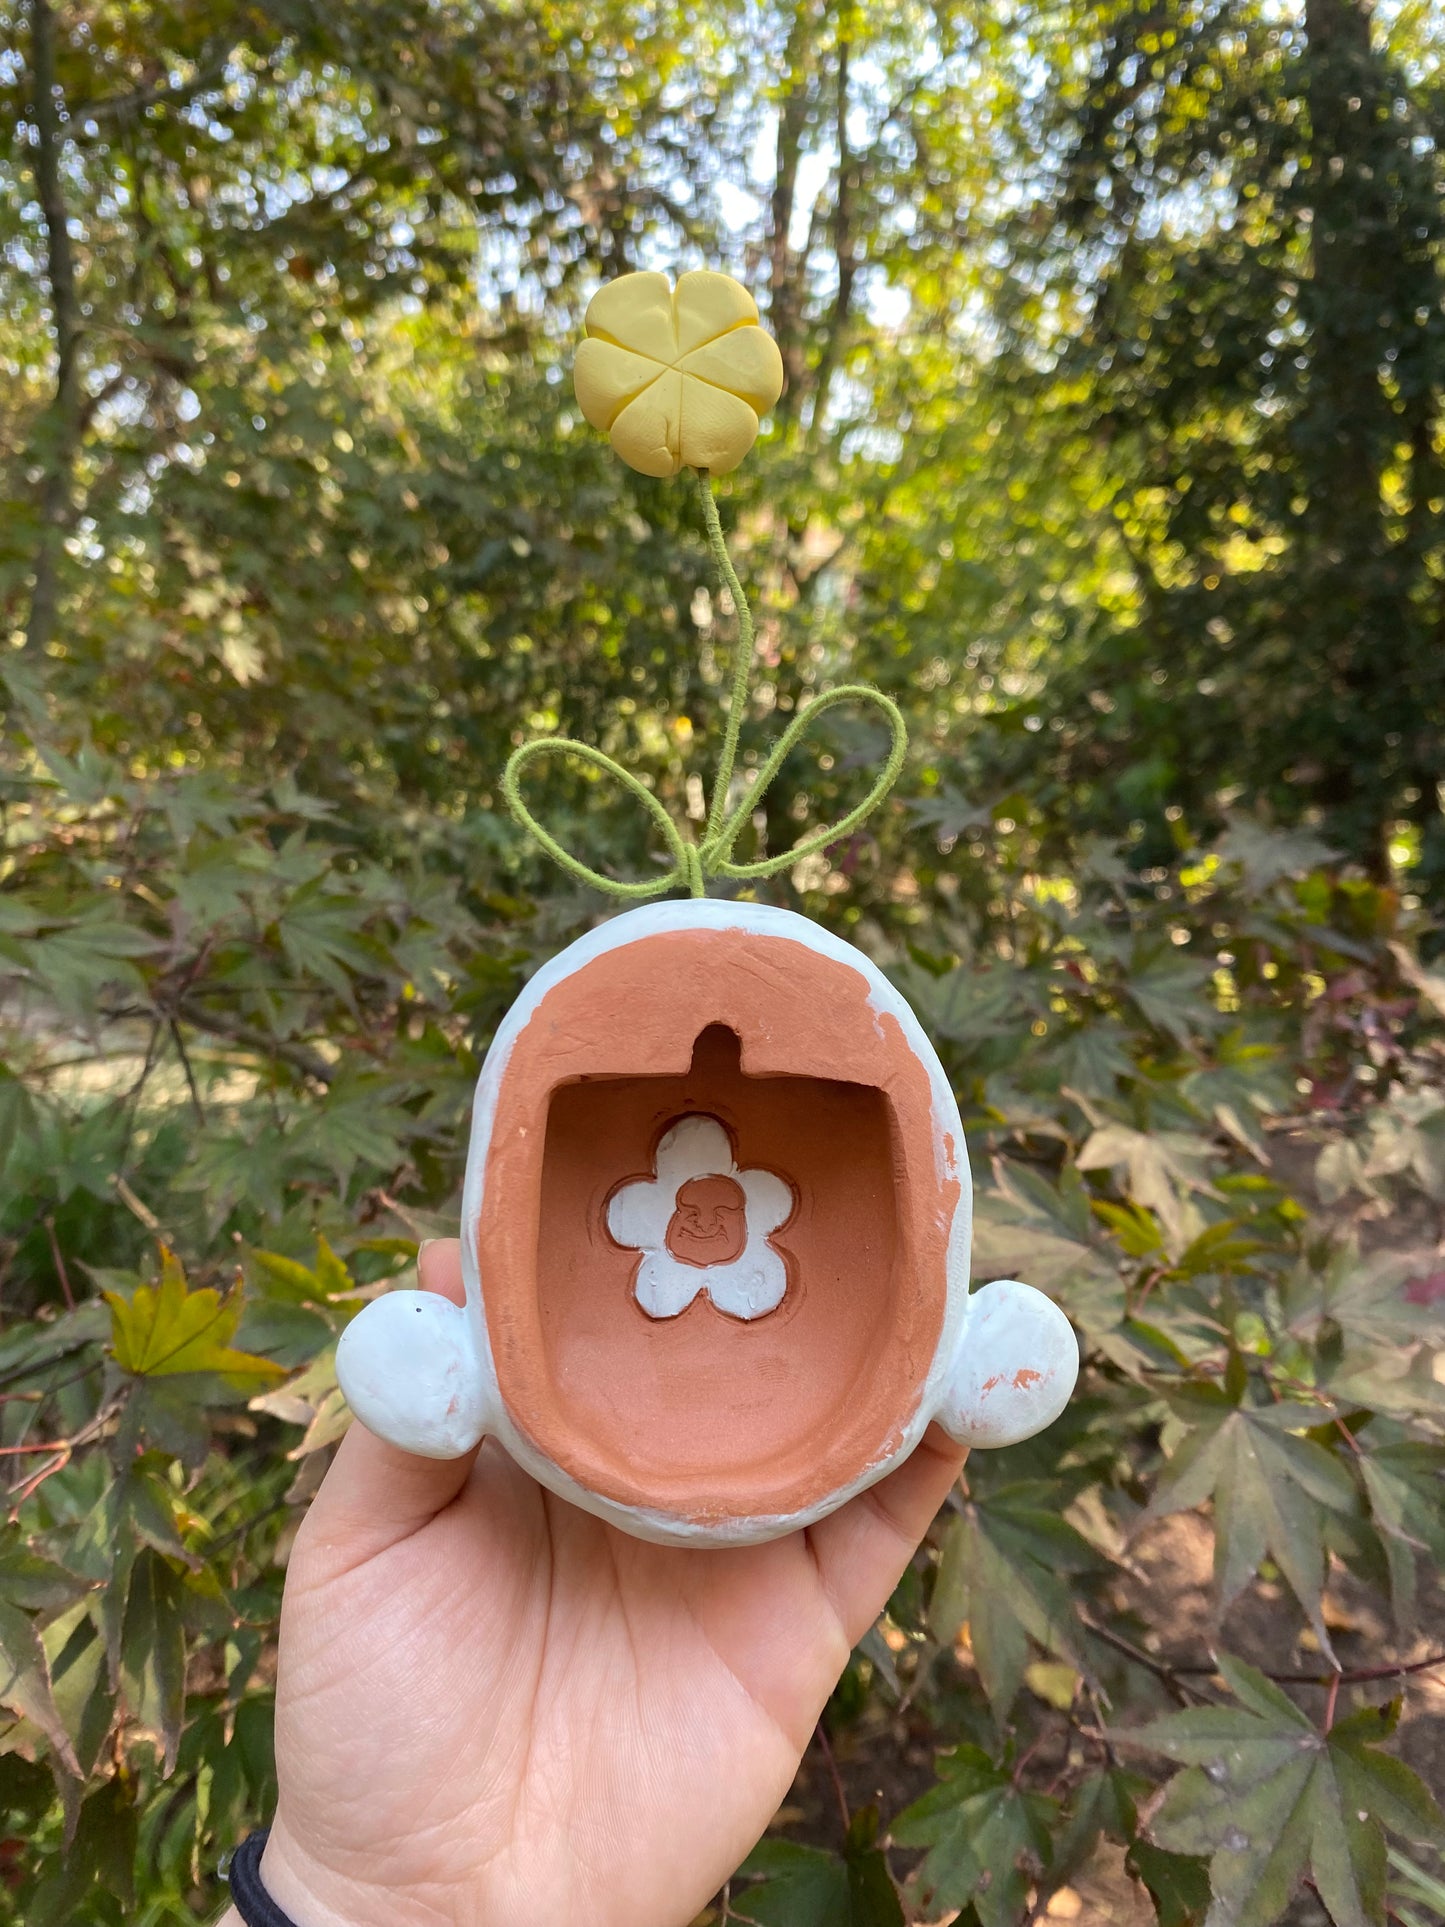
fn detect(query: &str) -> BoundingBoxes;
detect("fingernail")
[416,1238,435,1275]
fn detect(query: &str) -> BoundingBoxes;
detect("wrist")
[254,1820,445,1927]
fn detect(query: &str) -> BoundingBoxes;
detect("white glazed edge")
[454,897,976,1547]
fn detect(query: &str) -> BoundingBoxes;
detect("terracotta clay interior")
[474,927,956,1523]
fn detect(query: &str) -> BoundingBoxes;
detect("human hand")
[228,1239,965,1927]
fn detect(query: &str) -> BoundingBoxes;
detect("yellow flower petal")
[678,377,760,477]
[611,368,684,479]
[584,270,677,362]
[678,326,784,416]
[575,269,782,477]
[573,338,664,432]
[674,269,760,354]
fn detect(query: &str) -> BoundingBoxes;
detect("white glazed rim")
[457,898,975,1547]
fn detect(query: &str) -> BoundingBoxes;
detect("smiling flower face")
[666,1174,748,1267]
[607,1113,793,1320]
[573,270,785,478]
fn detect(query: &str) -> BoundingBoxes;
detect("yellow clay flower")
[573,270,784,478]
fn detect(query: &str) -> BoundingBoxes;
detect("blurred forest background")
[2,1,1445,1922]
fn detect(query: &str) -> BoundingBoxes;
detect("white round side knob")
[336,1292,490,1460]
[938,1279,1079,1448]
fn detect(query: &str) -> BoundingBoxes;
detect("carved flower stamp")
[606,1114,794,1320]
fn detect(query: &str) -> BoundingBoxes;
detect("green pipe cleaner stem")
[501,471,907,901]
[695,469,758,850]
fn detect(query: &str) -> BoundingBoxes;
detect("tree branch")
[1077,1609,1207,1705]
[174,1002,336,1087]
[75,56,234,129]
[769,2,815,409]
[23,0,84,658]
[808,25,858,444]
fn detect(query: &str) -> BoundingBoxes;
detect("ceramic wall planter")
[336,900,1078,1546]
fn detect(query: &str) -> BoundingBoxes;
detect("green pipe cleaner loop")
[501,473,908,901]
[500,738,704,900]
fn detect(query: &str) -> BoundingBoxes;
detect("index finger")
[802,1426,966,1647]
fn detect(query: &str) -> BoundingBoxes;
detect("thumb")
[294,1239,483,1574]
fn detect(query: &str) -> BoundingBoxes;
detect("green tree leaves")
[17,913,162,1026]
[1135,1660,1445,1927]
[931,1485,1099,1716]
[737,1810,904,1927]
[1149,1391,1358,1654]
[0,1601,80,1778]
[1126,1841,1213,1927]
[118,1553,187,1776]
[893,1747,1057,1927]
[104,1248,283,1385]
